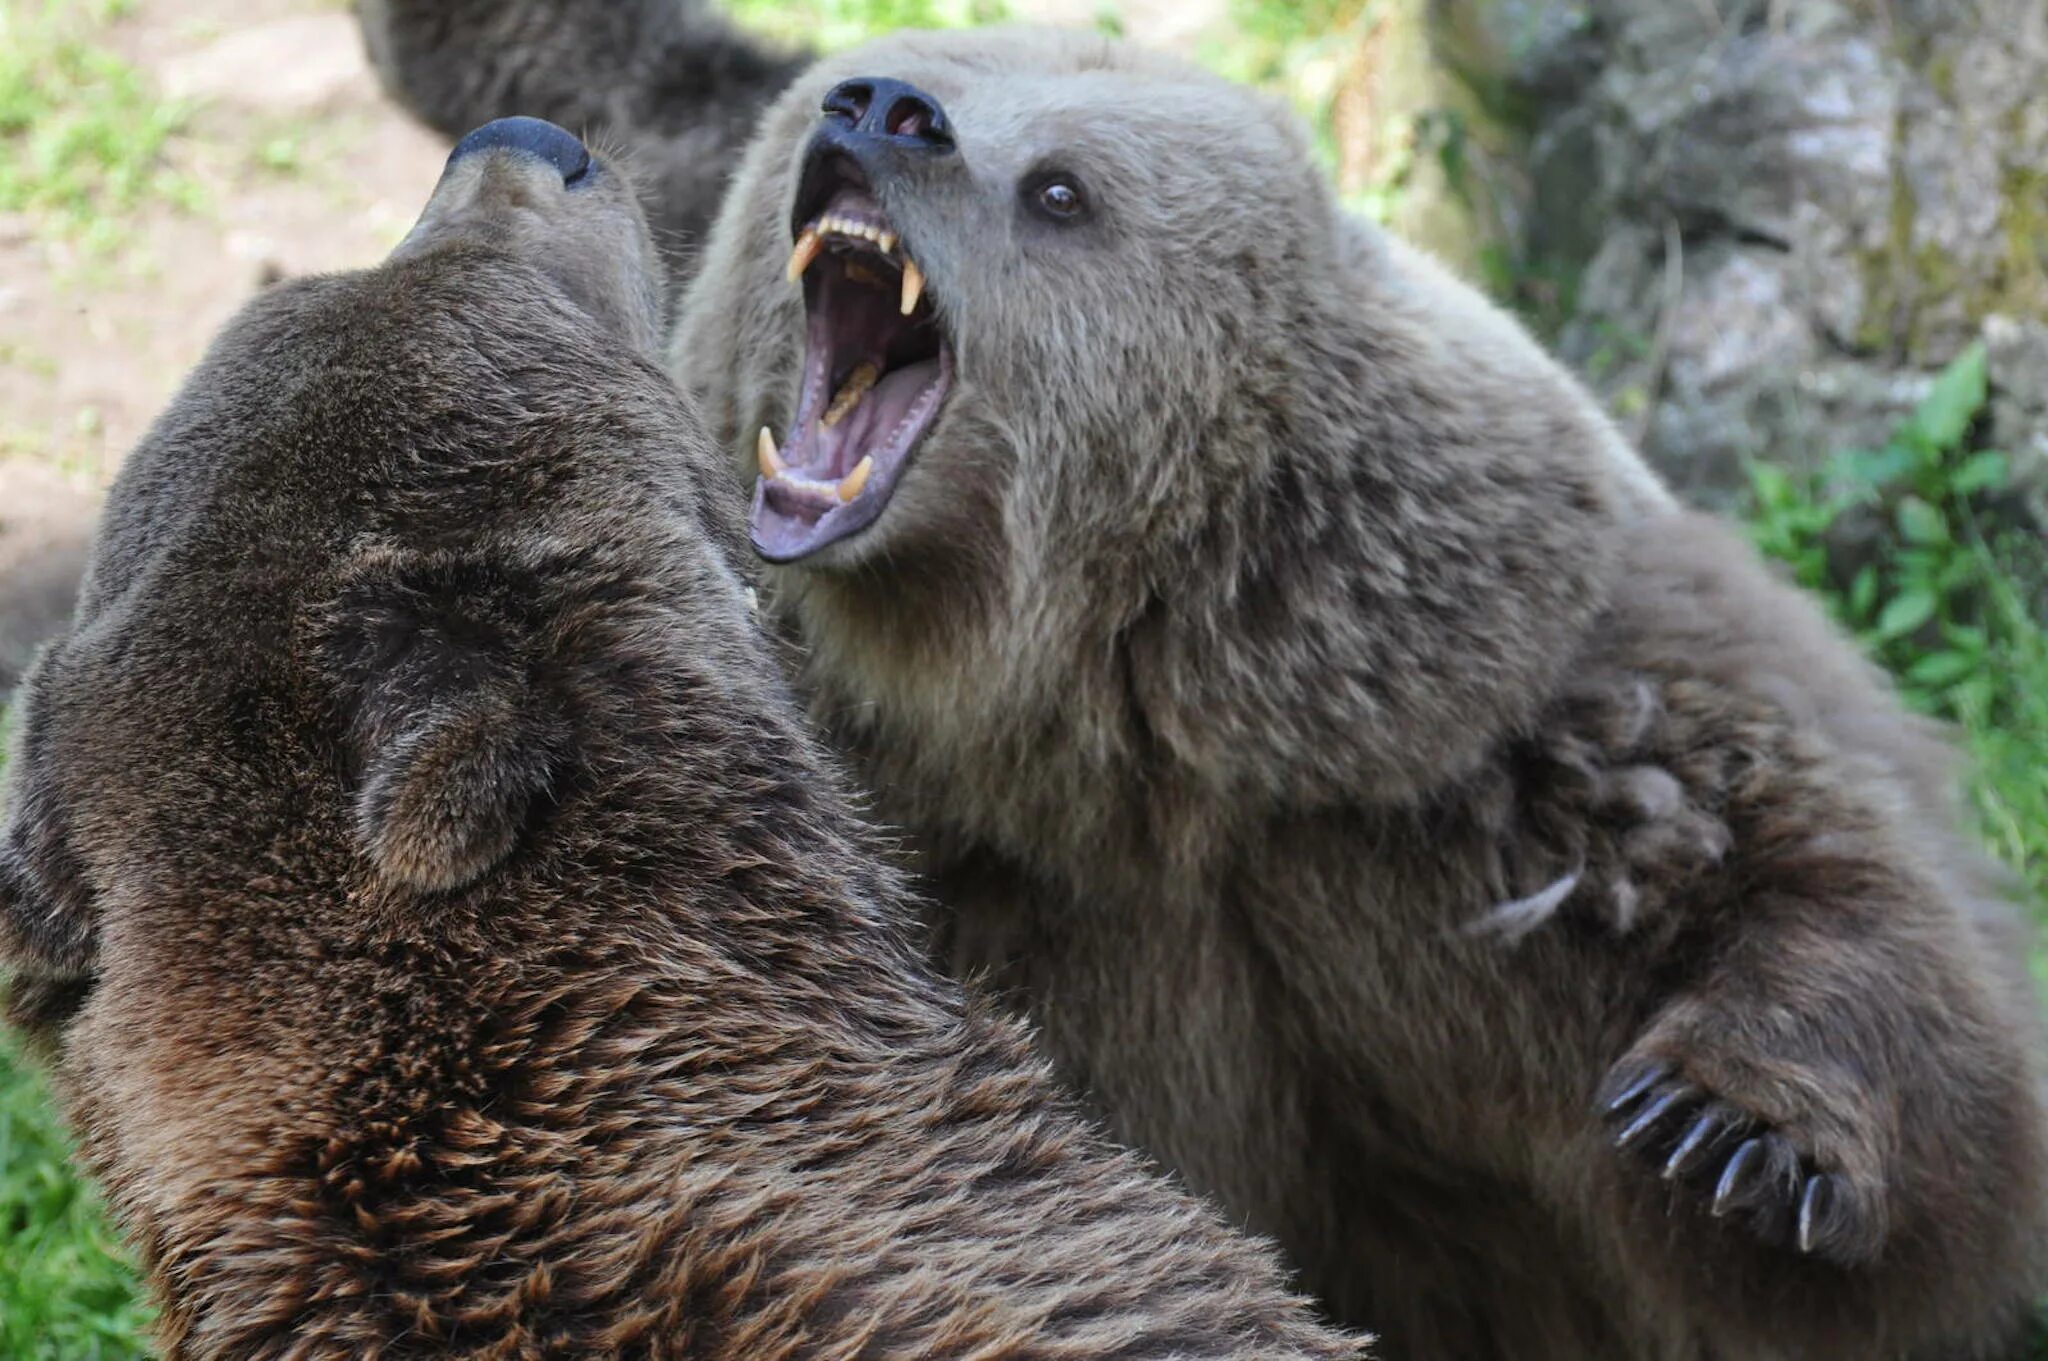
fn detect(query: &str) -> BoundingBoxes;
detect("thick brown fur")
[0,130,1366,1360]
[356,14,2048,1359]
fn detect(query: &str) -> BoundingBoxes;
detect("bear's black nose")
[821,78,954,151]
[447,117,592,186]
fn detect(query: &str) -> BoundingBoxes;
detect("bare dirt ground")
[0,0,448,683]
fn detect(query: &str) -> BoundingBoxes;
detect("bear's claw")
[1598,1061,1874,1263]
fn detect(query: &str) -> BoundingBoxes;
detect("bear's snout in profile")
[0,123,1363,1360]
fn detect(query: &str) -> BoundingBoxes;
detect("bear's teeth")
[823,361,880,428]
[838,455,874,502]
[879,231,897,254]
[900,259,925,316]
[786,228,822,283]
[757,426,787,479]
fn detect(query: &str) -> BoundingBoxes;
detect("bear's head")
[678,28,1656,829]
[0,119,750,1035]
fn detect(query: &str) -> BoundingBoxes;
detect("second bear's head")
[679,28,1635,809]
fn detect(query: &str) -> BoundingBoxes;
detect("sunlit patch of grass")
[724,0,1008,49]
[0,0,200,251]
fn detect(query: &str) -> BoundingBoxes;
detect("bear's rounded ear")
[353,689,568,894]
[318,555,572,895]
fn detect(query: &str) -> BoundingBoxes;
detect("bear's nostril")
[885,99,929,138]
[822,80,874,124]
[446,117,593,188]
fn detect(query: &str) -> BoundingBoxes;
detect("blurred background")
[1,0,2043,1352]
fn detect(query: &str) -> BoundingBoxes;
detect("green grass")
[0,0,198,255]
[0,1035,153,1359]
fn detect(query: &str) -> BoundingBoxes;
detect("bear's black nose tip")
[822,78,955,150]
[447,117,592,186]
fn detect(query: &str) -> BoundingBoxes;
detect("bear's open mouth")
[750,160,953,562]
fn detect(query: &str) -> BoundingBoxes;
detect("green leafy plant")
[1744,343,2048,906]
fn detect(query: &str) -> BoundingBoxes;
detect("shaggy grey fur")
[362,14,2048,1360]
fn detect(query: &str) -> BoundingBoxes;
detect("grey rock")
[1441,0,2048,524]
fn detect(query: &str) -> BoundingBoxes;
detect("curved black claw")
[1708,1132,1802,1244]
[1598,1058,1671,1116]
[1712,1138,1765,1213]
[1794,1173,1875,1262]
[1661,1105,1740,1180]
[1615,1082,1698,1149]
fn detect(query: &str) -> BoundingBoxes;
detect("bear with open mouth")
[360,8,2048,1358]
[0,118,1367,1360]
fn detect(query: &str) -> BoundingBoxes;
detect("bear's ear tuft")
[321,558,572,895]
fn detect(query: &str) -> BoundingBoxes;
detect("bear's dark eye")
[1023,172,1089,225]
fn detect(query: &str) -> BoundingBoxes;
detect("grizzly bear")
[357,11,2048,1358]
[0,118,1364,1361]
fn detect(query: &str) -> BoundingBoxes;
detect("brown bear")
[0,117,1366,1361]
[355,10,2048,1358]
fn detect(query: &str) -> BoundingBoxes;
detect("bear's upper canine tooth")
[823,361,881,428]
[900,259,926,316]
[786,227,822,283]
[757,426,788,479]
[879,231,897,254]
[838,455,874,502]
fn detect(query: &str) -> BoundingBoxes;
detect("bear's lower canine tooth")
[838,455,874,502]
[823,361,881,428]
[900,259,925,316]
[757,426,787,479]
[786,227,823,283]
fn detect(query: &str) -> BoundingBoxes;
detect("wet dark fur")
[356,11,2048,1358]
[0,141,1364,1359]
